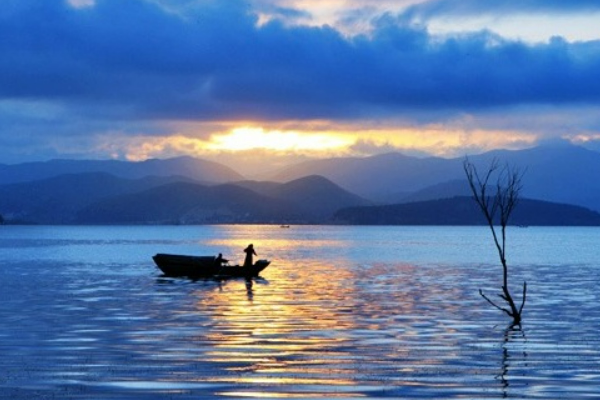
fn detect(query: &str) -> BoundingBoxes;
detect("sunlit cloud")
[252,0,600,42]
[93,127,356,162]
[427,13,600,43]
[206,127,354,152]
[66,0,95,9]
[571,133,600,145]
[93,134,206,162]
[338,125,536,158]
[88,122,539,167]
[252,0,423,36]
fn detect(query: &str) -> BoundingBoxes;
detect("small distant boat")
[152,253,270,278]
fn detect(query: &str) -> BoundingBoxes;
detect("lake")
[1,225,599,399]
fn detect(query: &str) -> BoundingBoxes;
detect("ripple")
[2,226,600,399]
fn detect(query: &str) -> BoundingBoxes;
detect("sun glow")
[206,127,354,152]
[93,123,538,167]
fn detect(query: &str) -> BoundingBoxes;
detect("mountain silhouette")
[2,144,600,225]
[269,143,600,212]
[75,181,297,224]
[0,171,368,224]
[334,196,600,226]
[75,175,369,224]
[0,156,243,185]
[0,173,189,224]
[236,175,371,219]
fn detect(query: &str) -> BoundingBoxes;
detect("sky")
[2,0,600,172]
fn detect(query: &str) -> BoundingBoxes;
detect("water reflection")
[164,258,501,398]
[498,325,528,398]
[193,259,361,394]
[3,226,600,399]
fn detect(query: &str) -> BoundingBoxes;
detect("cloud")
[402,0,600,19]
[3,0,600,119]
[1,0,600,162]
[399,0,600,43]
[67,0,95,8]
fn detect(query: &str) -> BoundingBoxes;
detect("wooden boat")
[152,253,270,278]
[213,261,270,278]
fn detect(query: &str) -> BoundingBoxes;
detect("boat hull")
[214,262,270,278]
[152,253,270,278]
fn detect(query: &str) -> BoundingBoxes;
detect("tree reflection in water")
[498,324,528,398]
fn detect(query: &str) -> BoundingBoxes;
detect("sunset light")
[4,1,600,398]
[206,127,355,153]
[92,123,539,168]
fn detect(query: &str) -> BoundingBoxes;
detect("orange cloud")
[91,121,538,164]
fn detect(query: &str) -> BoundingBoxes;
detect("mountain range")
[334,196,600,226]
[1,143,600,225]
[0,156,243,186]
[0,172,370,225]
[268,142,600,213]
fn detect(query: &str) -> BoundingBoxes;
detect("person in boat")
[243,244,257,267]
[215,253,228,267]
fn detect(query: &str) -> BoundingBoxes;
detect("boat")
[214,261,270,278]
[152,253,270,278]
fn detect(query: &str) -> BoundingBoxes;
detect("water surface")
[1,225,599,399]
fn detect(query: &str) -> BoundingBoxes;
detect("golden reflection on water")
[205,225,350,265]
[185,231,483,398]
[193,256,360,389]
[218,391,366,398]
[207,237,349,250]
[175,254,474,400]
[137,245,480,398]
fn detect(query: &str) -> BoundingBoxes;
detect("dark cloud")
[1,0,600,125]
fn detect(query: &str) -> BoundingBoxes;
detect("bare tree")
[463,158,527,326]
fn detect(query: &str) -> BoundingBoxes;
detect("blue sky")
[2,0,600,167]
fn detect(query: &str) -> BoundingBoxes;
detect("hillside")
[268,143,600,212]
[3,144,600,225]
[333,196,600,226]
[0,156,243,185]
[235,175,372,219]
[0,173,191,224]
[76,175,371,224]
[74,182,298,224]
[0,171,369,224]
[269,152,451,202]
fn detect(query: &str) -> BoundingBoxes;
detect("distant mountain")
[0,173,192,224]
[0,171,369,224]
[235,175,372,219]
[399,179,471,203]
[269,144,600,212]
[269,152,450,202]
[4,143,600,225]
[470,144,600,212]
[334,196,600,226]
[74,182,297,224]
[0,156,244,185]
[75,175,368,224]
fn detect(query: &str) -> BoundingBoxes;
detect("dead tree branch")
[464,157,527,326]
